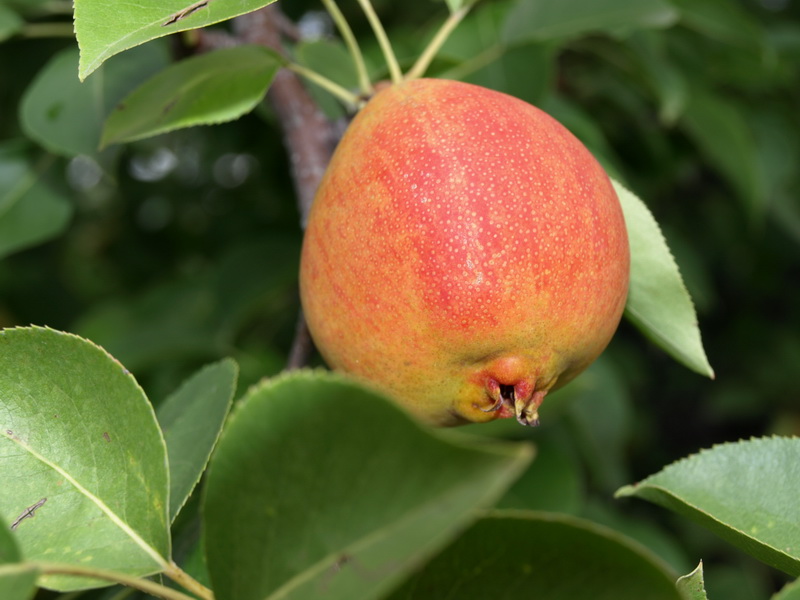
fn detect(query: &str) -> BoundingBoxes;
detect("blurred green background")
[1,0,798,597]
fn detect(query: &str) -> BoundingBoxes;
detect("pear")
[300,79,629,426]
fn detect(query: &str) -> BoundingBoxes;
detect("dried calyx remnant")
[482,379,546,427]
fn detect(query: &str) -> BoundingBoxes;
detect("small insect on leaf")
[163,0,210,27]
[11,497,47,531]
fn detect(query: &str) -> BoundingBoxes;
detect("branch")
[233,6,338,226]
[232,5,342,369]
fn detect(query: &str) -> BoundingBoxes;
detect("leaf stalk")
[34,562,203,600]
[320,0,373,94]
[355,0,403,84]
[286,62,362,108]
[406,6,471,81]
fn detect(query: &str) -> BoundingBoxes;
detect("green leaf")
[101,45,282,147]
[0,564,39,600]
[74,0,279,80]
[388,511,684,599]
[503,0,678,45]
[0,326,170,591]
[203,370,532,600]
[677,562,708,600]
[0,516,39,600]
[773,579,800,600]
[0,143,72,259]
[156,358,238,522]
[616,437,800,577]
[0,5,23,42]
[681,89,761,214]
[613,180,714,378]
[20,43,170,156]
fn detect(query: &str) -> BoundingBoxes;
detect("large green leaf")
[677,562,708,600]
[20,43,170,156]
[503,0,678,45]
[156,358,238,522]
[387,511,684,599]
[614,180,714,378]
[0,143,72,259]
[0,327,170,590]
[203,370,532,600]
[617,437,800,576]
[74,0,278,80]
[101,45,283,147]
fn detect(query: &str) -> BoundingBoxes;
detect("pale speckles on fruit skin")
[300,78,629,426]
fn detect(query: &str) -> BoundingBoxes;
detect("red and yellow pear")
[300,78,629,426]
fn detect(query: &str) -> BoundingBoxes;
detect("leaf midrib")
[2,430,169,570]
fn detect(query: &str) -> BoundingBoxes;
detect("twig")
[233,5,342,369]
[233,5,339,226]
[286,310,314,370]
[406,6,470,80]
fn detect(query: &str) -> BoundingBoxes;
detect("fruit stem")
[354,0,403,84]
[286,62,362,109]
[320,0,374,95]
[405,6,470,81]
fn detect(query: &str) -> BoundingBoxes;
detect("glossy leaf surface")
[0,327,170,590]
[20,43,169,156]
[157,358,238,522]
[388,512,684,599]
[617,437,800,576]
[615,180,714,378]
[102,46,282,147]
[75,0,278,79]
[204,371,532,600]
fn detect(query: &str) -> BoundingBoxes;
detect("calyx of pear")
[300,78,629,427]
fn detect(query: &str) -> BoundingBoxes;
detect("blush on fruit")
[300,78,629,427]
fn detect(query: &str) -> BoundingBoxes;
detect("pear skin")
[300,79,629,426]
